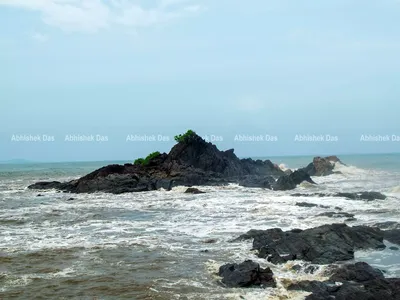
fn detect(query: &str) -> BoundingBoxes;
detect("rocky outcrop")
[237,224,385,264]
[29,133,320,194]
[302,156,342,176]
[218,260,276,288]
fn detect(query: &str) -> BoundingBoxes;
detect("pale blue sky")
[1,0,400,161]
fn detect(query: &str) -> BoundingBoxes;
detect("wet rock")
[304,265,319,274]
[291,191,387,201]
[384,229,400,245]
[273,170,317,191]
[203,239,217,244]
[36,194,43,197]
[389,246,399,251]
[374,221,400,230]
[239,224,385,264]
[67,198,75,201]
[29,181,64,190]
[296,202,319,208]
[317,212,355,218]
[329,262,384,282]
[200,249,209,253]
[184,187,205,194]
[302,156,340,176]
[337,191,387,201]
[289,262,400,300]
[238,175,275,189]
[218,260,276,288]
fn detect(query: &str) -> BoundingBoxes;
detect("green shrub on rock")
[174,130,196,143]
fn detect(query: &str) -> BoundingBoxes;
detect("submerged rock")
[291,191,387,201]
[218,260,276,288]
[317,212,355,218]
[237,223,385,264]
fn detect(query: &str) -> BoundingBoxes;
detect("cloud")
[31,32,49,42]
[0,0,202,33]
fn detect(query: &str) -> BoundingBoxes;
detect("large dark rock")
[273,169,317,191]
[302,156,341,176]
[218,260,276,288]
[289,262,400,300]
[28,133,287,194]
[184,187,205,194]
[237,224,385,264]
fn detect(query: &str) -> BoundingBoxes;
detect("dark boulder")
[218,260,276,288]
[239,224,385,264]
[184,187,206,194]
[273,169,316,191]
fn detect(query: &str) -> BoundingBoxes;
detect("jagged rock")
[184,187,205,194]
[28,133,285,194]
[237,224,385,264]
[273,169,317,191]
[218,260,276,288]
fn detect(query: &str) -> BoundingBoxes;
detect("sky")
[0,0,400,162]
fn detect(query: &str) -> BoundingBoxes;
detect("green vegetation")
[174,129,196,143]
[134,151,161,166]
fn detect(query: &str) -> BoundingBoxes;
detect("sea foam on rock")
[218,260,276,288]
[237,224,385,264]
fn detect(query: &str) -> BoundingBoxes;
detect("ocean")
[1,154,400,299]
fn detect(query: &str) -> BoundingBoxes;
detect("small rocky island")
[28,130,341,194]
